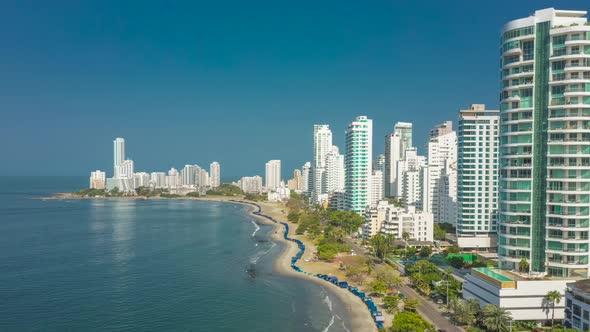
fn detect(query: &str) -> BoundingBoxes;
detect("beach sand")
[242,200,378,332]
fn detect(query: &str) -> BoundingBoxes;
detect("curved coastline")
[42,194,378,331]
[231,200,378,332]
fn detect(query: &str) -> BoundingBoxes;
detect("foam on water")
[250,219,260,237]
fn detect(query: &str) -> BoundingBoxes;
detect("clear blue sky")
[1,0,589,179]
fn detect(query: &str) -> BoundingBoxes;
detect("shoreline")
[43,194,378,331]
[236,200,378,332]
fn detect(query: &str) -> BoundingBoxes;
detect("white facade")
[210,161,221,188]
[301,162,311,194]
[133,172,150,188]
[457,104,500,249]
[313,125,333,201]
[89,170,106,189]
[384,122,412,197]
[366,203,434,242]
[150,172,166,188]
[422,123,457,225]
[371,170,384,206]
[396,148,426,208]
[166,167,180,188]
[265,160,281,190]
[345,116,373,214]
[113,137,125,178]
[325,145,345,194]
[464,268,572,321]
[268,183,291,202]
[239,175,263,193]
[181,165,199,186]
[363,200,389,238]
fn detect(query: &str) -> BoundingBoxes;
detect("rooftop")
[570,279,590,295]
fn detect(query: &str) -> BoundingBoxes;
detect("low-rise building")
[463,267,573,322]
[565,280,590,330]
[362,202,433,241]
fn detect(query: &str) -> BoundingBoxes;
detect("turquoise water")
[0,177,351,331]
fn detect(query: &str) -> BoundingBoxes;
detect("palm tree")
[402,231,411,248]
[545,290,562,327]
[365,257,375,275]
[482,304,512,332]
[518,258,529,273]
[370,234,388,261]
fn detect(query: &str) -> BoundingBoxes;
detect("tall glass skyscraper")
[499,8,590,278]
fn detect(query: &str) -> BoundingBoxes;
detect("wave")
[321,289,336,332]
[250,219,260,237]
[322,315,335,332]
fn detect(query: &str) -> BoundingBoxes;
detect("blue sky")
[1,0,589,179]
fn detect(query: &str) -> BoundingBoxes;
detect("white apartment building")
[265,160,281,191]
[313,125,333,201]
[325,145,345,194]
[345,116,373,214]
[384,122,412,197]
[268,183,291,202]
[133,172,150,188]
[396,148,426,208]
[239,175,263,193]
[422,122,457,225]
[301,162,311,194]
[166,167,180,188]
[371,170,384,206]
[210,161,221,188]
[181,165,199,186]
[89,170,106,189]
[150,172,166,188]
[363,200,389,238]
[457,104,500,249]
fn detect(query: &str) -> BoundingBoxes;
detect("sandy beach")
[240,200,378,332]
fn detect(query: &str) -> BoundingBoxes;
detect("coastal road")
[394,282,462,332]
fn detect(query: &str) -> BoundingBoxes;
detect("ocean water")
[0,177,351,331]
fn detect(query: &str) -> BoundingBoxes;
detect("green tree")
[390,311,434,332]
[433,223,446,241]
[452,299,478,325]
[403,298,420,312]
[448,256,465,269]
[370,233,388,261]
[287,211,300,222]
[545,290,562,327]
[518,258,529,273]
[402,231,411,242]
[369,280,387,295]
[382,295,400,314]
[419,246,433,258]
[481,304,512,332]
[375,266,402,289]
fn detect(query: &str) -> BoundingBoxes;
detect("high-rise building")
[373,154,385,173]
[457,104,500,249]
[345,116,373,214]
[396,148,426,208]
[495,8,590,278]
[301,162,311,194]
[239,176,263,193]
[166,167,180,188]
[150,172,166,188]
[371,170,384,206]
[384,122,412,197]
[133,172,150,188]
[181,165,199,186]
[89,170,106,189]
[313,125,333,200]
[265,160,281,190]
[422,121,457,225]
[325,145,345,194]
[287,169,302,191]
[113,137,125,178]
[210,162,221,188]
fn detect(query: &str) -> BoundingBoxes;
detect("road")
[394,282,462,332]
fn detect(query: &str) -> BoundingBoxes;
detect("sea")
[0,176,351,331]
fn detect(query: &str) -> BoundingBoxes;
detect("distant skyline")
[2,0,589,177]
